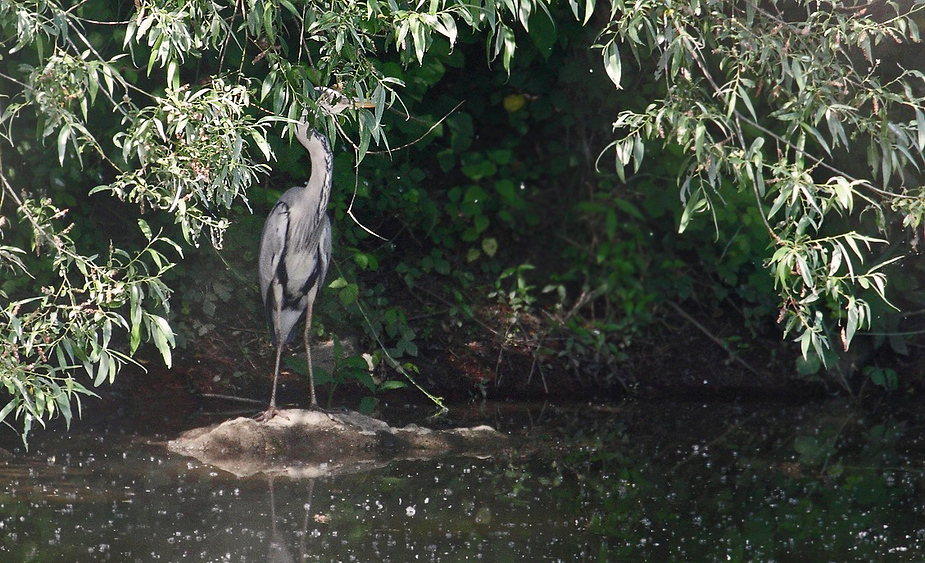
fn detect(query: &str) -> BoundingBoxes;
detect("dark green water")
[2,398,925,561]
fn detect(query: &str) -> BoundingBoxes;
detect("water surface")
[2,398,925,561]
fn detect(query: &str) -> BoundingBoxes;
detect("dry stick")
[341,101,466,240]
[346,168,387,241]
[202,392,266,405]
[515,321,550,393]
[365,100,466,155]
[664,301,765,378]
[670,413,755,472]
[409,282,501,338]
[329,114,387,241]
[218,0,243,71]
[330,101,470,407]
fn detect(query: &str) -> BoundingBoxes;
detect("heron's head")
[314,86,372,115]
[294,87,375,149]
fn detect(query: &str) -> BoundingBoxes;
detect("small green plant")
[864,366,899,392]
[285,336,407,413]
[490,264,537,312]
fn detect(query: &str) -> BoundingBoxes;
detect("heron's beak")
[315,86,377,115]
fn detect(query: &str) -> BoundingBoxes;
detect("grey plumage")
[258,126,334,414]
[257,88,373,418]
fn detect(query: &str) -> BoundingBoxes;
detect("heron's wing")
[258,199,294,345]
[316,215,332,293]
[284,212,329,298]
[259,182,332,345]
[258,199,290,306]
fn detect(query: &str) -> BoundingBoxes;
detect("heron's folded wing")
[258,200,290,308]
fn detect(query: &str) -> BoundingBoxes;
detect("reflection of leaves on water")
[794,434,838,467]
[5,401,925,561]
[538,401,925,561]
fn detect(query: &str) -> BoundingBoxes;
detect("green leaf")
[339,283,359,306]
[380,380,408,391]
[605,209,616,239]
[279,0,298,17]
[57,123,71,165]
[138,219,153,241]
[314,367,334,385]
[802,123,831,156]
[678,190,707,234]
[263,2,276,42]
[830,177,854,213]
[482,237,498,257]
[435,13,457,47]
[846,299,859,348]
[474,214,489,234]
[250,130,273,161]
[631,135,644,171]
[353,370,377,393]
[411,17,427,64]
[602,40,622,89]
[462,160,497,181]
[167,60,179,90]
[799,329,812,359]
[844,234,863,261]
[738,84,757,121]
[0,399,18,425]
[794,254,813,288]
[149,314,175,368]
[916,108,925,151]
[495,25,516,72]
[94,351,110,387]
[528,8,557,58]
[130,290,142,353]
[571,0,596,24]
[358,395,379,414]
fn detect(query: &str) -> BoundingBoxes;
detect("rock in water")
[167,409,508,478]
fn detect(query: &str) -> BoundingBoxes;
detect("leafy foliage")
[601,0,925,368]
[4,0,925,447]
[0,0,557,446]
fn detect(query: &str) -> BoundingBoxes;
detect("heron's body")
[258,128,334,414]
[259,190,331,345]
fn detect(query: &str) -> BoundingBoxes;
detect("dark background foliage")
[5,1,925,448]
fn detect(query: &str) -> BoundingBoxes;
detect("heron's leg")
[257,295,286,422]
[304,299,319,408]
[255,343,285,422]
[269,340,283,409]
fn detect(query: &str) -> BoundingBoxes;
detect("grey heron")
[257,88,372,420]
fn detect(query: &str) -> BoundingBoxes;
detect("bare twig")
[346,163,387,240]
[201,393,266,405]
[665,300,766,378]
[366,100,465,155]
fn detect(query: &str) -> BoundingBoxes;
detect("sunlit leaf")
[57,123,71,165]
[603,40,622,89]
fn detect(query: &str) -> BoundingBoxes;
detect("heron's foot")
[255,406,289,422]
[307,402,323,411]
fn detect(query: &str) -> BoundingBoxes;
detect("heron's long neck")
[303,129,333,214]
